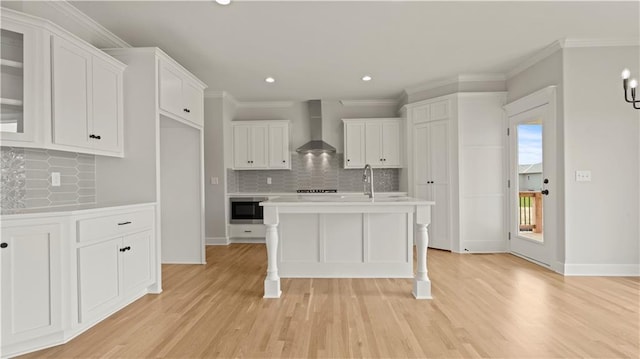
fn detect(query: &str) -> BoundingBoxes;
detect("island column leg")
[263,207,281,298]
[413,205,432,299]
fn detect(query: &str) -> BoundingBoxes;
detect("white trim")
[506,40,563,80]
[405,74,506,95]
[236,101,295,109]
[206,237,230,245]
[339,99,398,107]
[563,38,640,48]
[229,238,265,244]
[563,264,640,276]
[507,38,640,79]
[44,0,131,48]
[503,86,556,117]
[552,261,565,275]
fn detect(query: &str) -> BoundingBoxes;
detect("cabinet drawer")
[229,224,266,238]
[77,210,154,242]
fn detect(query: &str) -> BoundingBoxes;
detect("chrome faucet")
[363,164,374,199]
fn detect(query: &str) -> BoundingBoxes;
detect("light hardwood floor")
[23,245,639,358]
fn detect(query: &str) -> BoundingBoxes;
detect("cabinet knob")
[119,247,126,252]
[282,160,286,163]
[0,242,7,249]
[183,108,191,113]
[118,221,132,226]
[126,246,131,251]
[89,134,101,139]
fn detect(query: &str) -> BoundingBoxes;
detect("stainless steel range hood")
[296,100,337,154]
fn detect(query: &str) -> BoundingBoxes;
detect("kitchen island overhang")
[260,196,435,299]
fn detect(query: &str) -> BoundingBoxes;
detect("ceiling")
[70,1,639,101]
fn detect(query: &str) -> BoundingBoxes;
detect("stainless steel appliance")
[229,197,267,224]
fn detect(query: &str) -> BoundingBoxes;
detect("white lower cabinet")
[0,222,64,349]
[0,204,157,358]
[77,229,153,324]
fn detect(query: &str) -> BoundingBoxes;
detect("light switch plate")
[210,177,219,185]
[267,177,272,185]
[51,172,61,187]
[575,170,591,182]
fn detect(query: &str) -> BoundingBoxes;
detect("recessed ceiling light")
[362,75,372,82]
[215,0,231,5]
[265,77,275,83]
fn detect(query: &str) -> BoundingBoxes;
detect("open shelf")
[0,59,23,69]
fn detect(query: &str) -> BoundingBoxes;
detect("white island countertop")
[260,194,434,207]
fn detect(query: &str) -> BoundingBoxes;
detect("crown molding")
[507,38,639,80]
[562,38,640,48]
[44,0,131,48]
[339,99,398,107]
[204,91,238,105]
[404,73,506,96]
[236,101,295,109]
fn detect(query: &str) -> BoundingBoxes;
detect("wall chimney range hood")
[296,100,337,154]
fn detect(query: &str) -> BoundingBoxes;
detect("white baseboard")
[206,237,229,245]
[230,238,265,244]
[563,263,640,276]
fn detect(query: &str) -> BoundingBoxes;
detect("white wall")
[562,46,640,275]
[506,49,566,265]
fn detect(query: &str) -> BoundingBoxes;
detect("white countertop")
[260,194,434,207]
[1,202,156,218]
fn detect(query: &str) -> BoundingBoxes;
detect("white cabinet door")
[250,125,269,169]
[268,123,289,169]
[122,230,153,295]
[1,224,63,346]
[182,81,203,127]
[344,122,365,168]
[91,57,122,153]
[233,125,251,169]
[51,36,91,148]
[413,119,450,250]
[158,61,183,118]
[382,120,401,167]
[77,237,121,323]
[365,121,383,166]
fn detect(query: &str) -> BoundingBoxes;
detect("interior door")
[509,104,556,266]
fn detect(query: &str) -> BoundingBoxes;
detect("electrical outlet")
[51,172,61,187]
[210,177,219,185]
[575,170,592,182]
[267,177,272,185]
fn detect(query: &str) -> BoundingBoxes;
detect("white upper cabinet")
[268,122,290,169]
[158,59,205,127]
[344,122,366,168]
[343,118,403,169]
[1,9,125,157]
[51,35,125,156]
[0,15,46,145]
[232,121,290,170]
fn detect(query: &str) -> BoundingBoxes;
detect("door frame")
[504,86,560,272]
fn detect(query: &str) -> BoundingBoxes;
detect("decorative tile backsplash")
[1,147,96,210]
[227,153,399,193]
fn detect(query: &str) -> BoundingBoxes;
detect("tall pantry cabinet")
[95,48,207,266]
[404,92,508,253]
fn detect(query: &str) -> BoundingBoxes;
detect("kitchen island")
[260,195,435,299]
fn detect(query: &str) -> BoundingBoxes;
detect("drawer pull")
[244,230,252,233]
[118,221,132,226]
[119,246,131,252]
[119,247,126,252]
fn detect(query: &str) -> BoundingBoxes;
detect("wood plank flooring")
[23,245,639,358]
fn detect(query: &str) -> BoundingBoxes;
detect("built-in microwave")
[229,197,267,224]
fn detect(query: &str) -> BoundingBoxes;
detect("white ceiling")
[70,1,639,101]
